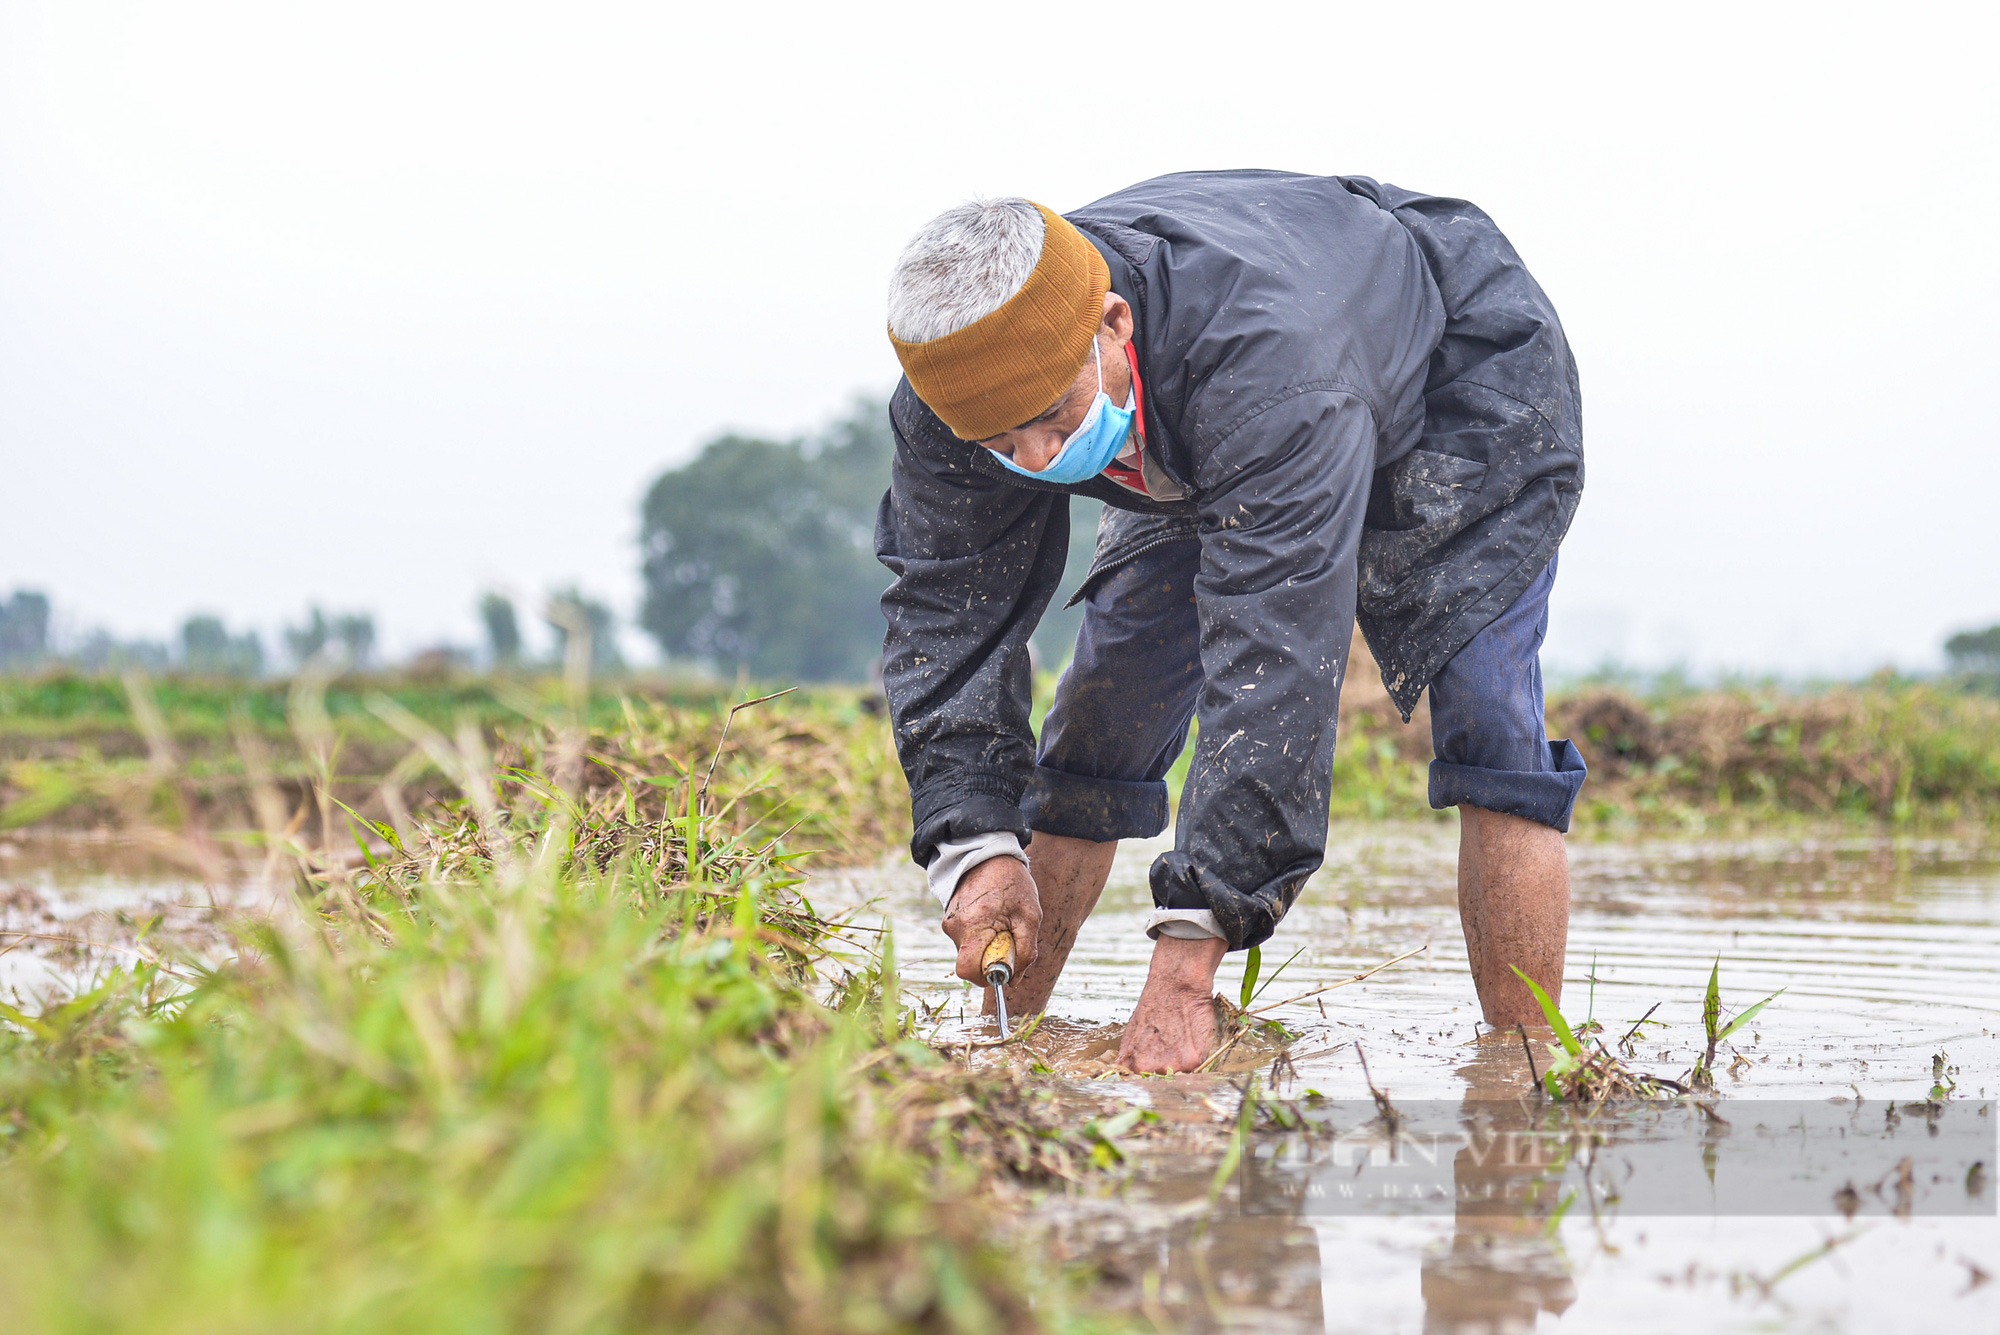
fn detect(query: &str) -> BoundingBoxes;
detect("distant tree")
[480,593,523,668]
[284,608,330,666]
[284,606,375,670]
[639,401,891,682]
[331,614,376,669]
[124,638,172,672]
[639,398,1102,682]
[1945,624,2000,674]
[71,629,170,673]
[546,587,623,672]
[181,616,229,671]
[0,590,51,669]
[179,615,264,676]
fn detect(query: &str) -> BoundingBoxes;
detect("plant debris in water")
[1505,955,1792,1106]
[1510,966,1689,1104]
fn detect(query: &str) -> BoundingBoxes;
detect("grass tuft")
[1508,966,1686,1105]
[0,681,1095,1334]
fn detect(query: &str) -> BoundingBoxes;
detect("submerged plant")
[1509,957,1785,1102]
[1690,957,1784,1091]
[1930,1050,1958,1101]
[1509,966,1684,1104]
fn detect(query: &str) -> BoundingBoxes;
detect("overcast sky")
[3,1,1996,675]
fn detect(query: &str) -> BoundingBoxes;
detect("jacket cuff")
[1147,851,1312,952]
[1021,762,1171,842]
[909,767,1032,867]
[1428,738,1588,832]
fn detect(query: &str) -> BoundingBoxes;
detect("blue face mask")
[991,341,1135,486]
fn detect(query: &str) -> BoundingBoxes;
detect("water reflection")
[1282,1044,1994,1332]
[1415,1043,1576,1335]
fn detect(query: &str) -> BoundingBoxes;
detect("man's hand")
[941,854,1042,985]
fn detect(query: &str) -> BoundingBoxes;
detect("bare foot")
[1117,935,1227,1074]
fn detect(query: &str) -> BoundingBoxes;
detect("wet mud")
[8,825,1997,1332]
[822,824,2000,1334]
[0,833,248,998]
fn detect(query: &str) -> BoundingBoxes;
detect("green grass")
[10,668,2000,842]
[0,670,780,744]
[1554,680,2000,829]
[0,690,1101,1334]
[0,671,910,860]
[1321,677,2000,832]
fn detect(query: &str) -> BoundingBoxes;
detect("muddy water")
[5,827,1996,1332]
[0,835,254,999]
[816,824,2000,1334]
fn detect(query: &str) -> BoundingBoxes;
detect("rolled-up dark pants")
[1023,538,1586,858]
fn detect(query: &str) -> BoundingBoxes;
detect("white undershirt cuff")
[926,831,1028,913]
[1145,908,1226,942]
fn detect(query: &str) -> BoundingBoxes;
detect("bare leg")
[1117,935,1228,1073]
[984,832,1118,1018]
[1457,805,1570,1026]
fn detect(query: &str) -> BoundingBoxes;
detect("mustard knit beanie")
[889,203,1110,441]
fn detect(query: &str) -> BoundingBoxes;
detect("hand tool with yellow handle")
[982,930,1016,1038]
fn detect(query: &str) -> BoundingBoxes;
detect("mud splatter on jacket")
[874,171,1583,949]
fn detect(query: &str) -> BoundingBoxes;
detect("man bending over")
[874,173,1587,1073]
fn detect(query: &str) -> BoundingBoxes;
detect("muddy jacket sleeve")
[1148,388,1380,951]
[874,389,1072,867]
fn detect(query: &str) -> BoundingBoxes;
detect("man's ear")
[1101,292,1135,343]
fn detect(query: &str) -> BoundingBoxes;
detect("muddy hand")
[941,854,1041,986]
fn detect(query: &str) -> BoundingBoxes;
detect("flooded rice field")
[0,835,254,999]
[4,824,1995,1332]
[821,824,2000,1334]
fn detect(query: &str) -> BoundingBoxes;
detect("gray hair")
[886,198,1045,343]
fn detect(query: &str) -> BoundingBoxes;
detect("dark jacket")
[874,171,1582,948]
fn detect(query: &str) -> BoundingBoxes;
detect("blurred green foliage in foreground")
[0,691,1113,1334]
